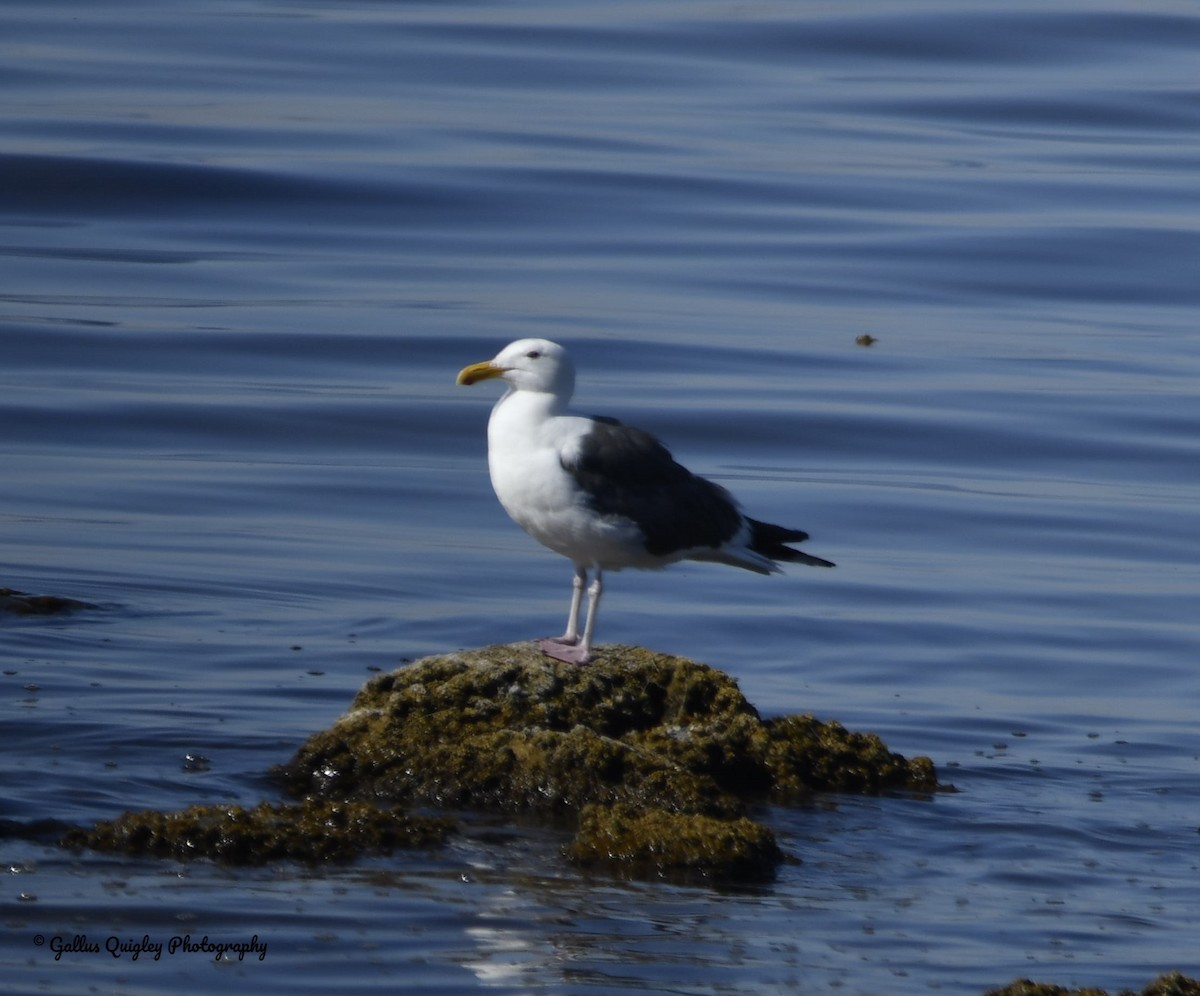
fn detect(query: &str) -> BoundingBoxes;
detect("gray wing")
[561,416,743,557]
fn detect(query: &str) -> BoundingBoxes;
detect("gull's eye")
[525,350,541,359]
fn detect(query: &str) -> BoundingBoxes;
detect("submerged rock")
[60,799,451,865]
[1,586,92,616]
[275,642,937,880]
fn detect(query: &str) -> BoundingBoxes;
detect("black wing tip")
[748,518,835,568]
[781,549,836,568]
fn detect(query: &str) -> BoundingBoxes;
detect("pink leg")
[539,568,601,665]
[540,567,584,647]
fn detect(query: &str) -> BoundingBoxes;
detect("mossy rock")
[763,713,938,795]
[275,642,937,879]
[568,802,784,882]
[59,799,451,865]
[985,974,1200,996]
[277,643,936,810]
[1141,975,1200,996]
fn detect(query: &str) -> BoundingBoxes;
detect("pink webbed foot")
[537,638,592,665]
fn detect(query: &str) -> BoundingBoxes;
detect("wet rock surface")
[567,802,786,880]
[60,799,451,865]
[56,642,937,879]
[275,642,938,880]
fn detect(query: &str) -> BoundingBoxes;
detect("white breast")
[485,393,648,569]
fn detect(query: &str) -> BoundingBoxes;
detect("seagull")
[456,338,834,664]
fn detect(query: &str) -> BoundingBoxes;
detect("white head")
[456,338,576,399]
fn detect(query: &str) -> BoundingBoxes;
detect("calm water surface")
[3,1,1199,993]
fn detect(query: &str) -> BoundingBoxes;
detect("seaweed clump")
[985,973,1200,996]
[60,799,451,865]
[275,642,937,880]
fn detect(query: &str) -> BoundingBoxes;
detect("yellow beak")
[456,361,506,386]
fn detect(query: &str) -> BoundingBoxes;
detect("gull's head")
[456,338,575,398]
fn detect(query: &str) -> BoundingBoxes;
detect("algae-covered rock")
[275,642,936,879]
[60,799,451,865]
[278,643,936,812]
[764,713,938,795]
[1142,975,1200,996]
[568,802,784,881]
[985,974,1200,996]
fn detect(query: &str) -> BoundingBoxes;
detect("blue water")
[4,1,1200,992]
